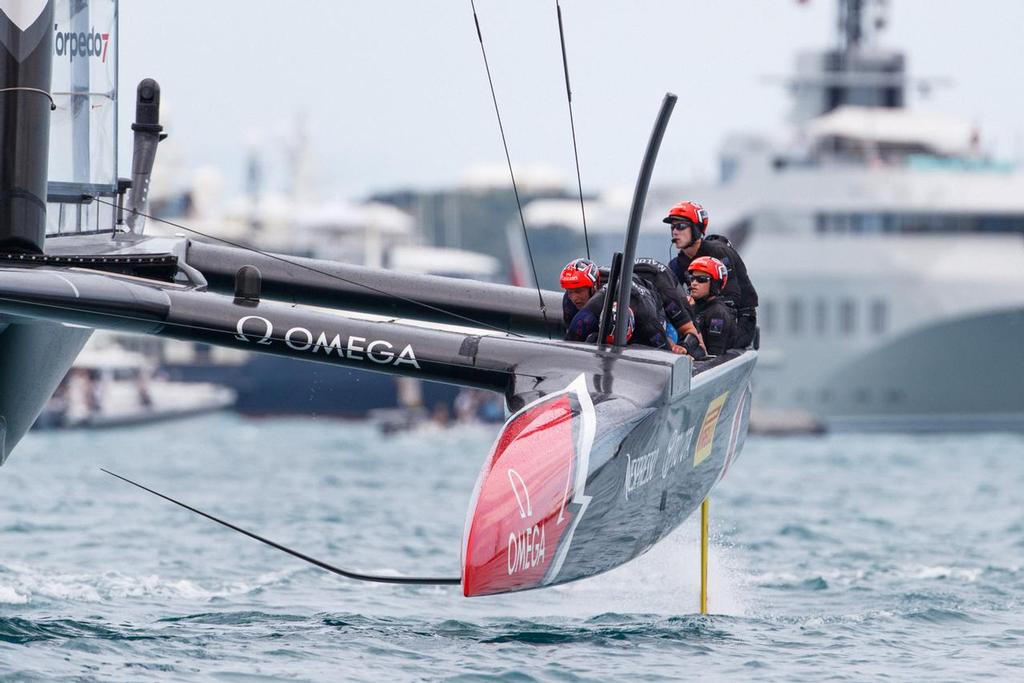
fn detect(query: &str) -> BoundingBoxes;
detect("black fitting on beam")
[131,78,163,134]
[233,265,262,305]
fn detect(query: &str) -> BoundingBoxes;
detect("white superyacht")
[516,0,1024,430]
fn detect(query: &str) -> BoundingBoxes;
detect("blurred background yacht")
[34,334,235,430]
[493,0,1024,431]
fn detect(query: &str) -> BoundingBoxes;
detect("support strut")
[700,497,709,614]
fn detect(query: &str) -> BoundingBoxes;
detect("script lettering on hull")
[624,448,659,500]
[661,425,696,479]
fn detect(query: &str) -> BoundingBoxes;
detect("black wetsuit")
[693,296,738,356]
[566,260,692,335]
[565,281,668,348]
[632,257,693,332]
[669,235,758,347]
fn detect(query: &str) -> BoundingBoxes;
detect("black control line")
[555,0,590,260]
[469,0,551,337]
[101,468,462,586]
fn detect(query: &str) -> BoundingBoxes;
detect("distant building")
[371,165,592,284]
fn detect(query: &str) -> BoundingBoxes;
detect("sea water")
[1,415,1021,681]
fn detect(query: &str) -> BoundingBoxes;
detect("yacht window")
[870,300,888,334]
[814,299,828,335]
[814,212,1024,235]
[860,214,885,233]
[788,299,803,335]
[840,299,857,335]
[978,215,1024,233]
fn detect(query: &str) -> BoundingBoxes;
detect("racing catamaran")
[0,0,756,598]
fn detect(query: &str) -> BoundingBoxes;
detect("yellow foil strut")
[700,497,709,615]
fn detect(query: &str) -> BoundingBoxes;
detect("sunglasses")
[669,222,694,231]
[688,274,712,284]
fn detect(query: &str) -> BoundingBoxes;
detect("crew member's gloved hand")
[681,333,707,360]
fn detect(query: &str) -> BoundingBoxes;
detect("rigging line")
[555,0,590,260]
[87,196,527,339]
[101,469,462,586]
[0,290,545,381]
[469,0,551,339]
[0,86,57,111]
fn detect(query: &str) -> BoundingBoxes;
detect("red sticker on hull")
[462,383,592,597]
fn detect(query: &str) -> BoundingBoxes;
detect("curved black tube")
[614,93,677,346]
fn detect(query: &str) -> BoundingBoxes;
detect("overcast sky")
[117,0,1024,200]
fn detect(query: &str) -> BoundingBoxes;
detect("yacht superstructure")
[513,0,1024,430]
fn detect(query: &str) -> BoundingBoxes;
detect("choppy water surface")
[1,415,1022,681]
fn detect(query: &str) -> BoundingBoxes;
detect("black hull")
[462,351,756,596]
[557,354,754,586]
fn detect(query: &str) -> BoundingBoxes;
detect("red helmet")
[605,302,635,344]
[688,256,728,292]
[663,201,709,235]
[559,258,600,290]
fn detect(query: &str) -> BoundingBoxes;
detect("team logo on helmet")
[559,258,600,290]
[687,256,729,290]
[663,201,709,229]
[693,203,708,225]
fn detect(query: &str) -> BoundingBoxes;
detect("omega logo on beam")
[233,315,420,369]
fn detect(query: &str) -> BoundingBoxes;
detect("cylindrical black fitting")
[234,265,262,304]
[131,78,163,133]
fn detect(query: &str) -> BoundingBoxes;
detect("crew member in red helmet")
[564,276,681,351]
[665,201,758,347]
[631,257,703,351]
[561,257,692,353]
[559,258,601,327]
[687,256,738,356]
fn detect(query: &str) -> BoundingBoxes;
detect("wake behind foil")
[0,0,757,598]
